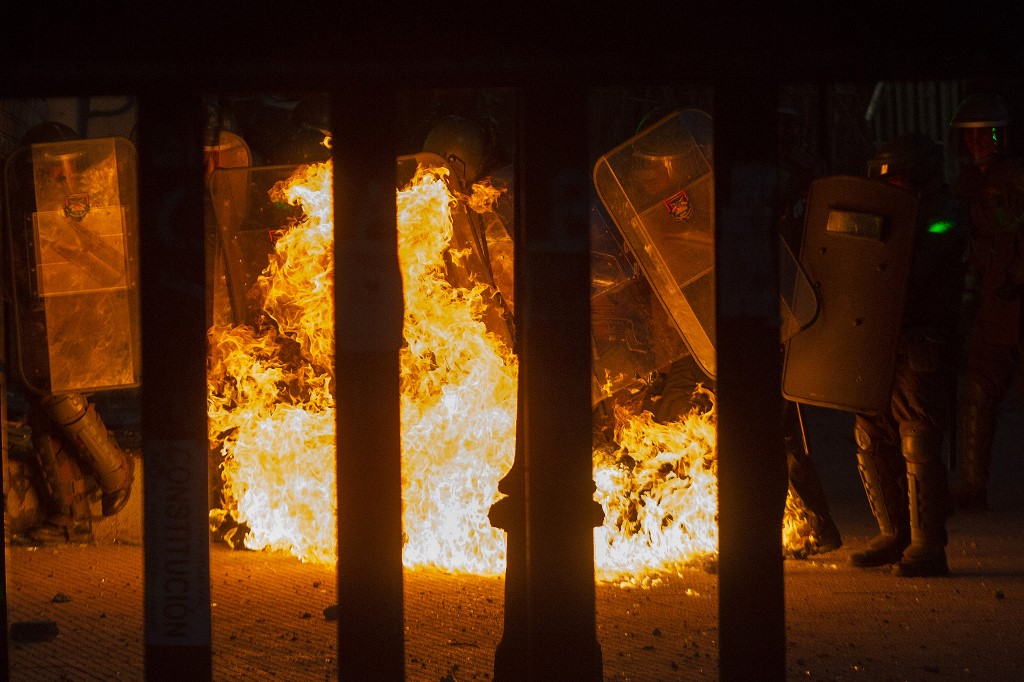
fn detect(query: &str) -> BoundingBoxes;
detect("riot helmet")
[291,92,332,138]
[950,93,1010,168]
[15,122,87,193]
[267,94,332,165]
[422,115,486,187]
[867,133,944,195]
[18,121,80,146]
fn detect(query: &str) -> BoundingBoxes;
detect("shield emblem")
[63,192,90,220]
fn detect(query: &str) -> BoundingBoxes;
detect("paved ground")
[4,404,1024,681]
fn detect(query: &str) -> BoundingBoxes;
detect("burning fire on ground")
[207,157,820,587]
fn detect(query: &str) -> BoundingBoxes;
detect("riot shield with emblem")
[782,175,918,414]
[592,110,820,394]
[3,137,141,394]
[593,110,717,378]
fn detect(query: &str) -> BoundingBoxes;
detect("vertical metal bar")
[330,87,406,682]
[919,81,929,137]
[941,81,963,182]
[926,81,938,143]
[925,81,932,135]
[137,91,213,681]
[491,391,527,682]
[895,82,905,135]
[518,85,602,682]
[0,315,8,678]
[883,82,895,144]
[715,80,787,682]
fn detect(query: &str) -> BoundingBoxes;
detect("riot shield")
[593,110,717,378]
[2,137,141,394]
[778,233,819,342]
[207,164,303,325]
[782,175,918,414]
[591,204,690,404]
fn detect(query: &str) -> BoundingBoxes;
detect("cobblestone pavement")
[4,502,1023,681]
[5,401,1024,681]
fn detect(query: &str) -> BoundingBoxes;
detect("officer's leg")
[42,393,134,517]
[649,354,713,424]
[895,422,950,577]
[26,405,93,544]
[953,376,995,508]
[952,339,1013,510]
[850,417,910,568]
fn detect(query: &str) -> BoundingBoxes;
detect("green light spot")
[928,220,954,234]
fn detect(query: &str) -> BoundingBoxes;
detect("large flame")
[395,167,517,573]
[207,157,817,584]
[594,393,719,586]
[207,160,337,564]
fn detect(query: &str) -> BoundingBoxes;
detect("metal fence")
[865,80,966,183]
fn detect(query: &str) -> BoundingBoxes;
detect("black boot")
[26,423,94,545]
[951,378,993,511]
[895,431,950,578]
[44,393,134,517]
[850,433,909,568]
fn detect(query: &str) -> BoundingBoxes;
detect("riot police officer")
[949,93,1024,510]
[850,133,966,576]
[2,122,137,544]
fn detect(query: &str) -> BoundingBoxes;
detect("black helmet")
[950,93,1010,129]
[422,115,486,186]
[950,93,1010,167]
[867,133,944,192]
[18,121,80,146]
[291,93,331,137]
[266,94,333,165]
[636,106,676,135]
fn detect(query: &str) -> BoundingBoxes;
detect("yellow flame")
[208,157,818,583]
[397,167,517,574]
[208,160,337,564]
[594,391,718,586]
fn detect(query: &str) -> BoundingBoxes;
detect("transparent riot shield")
[3,137,140,394]
[207,164,302,325]
[782,175,918,414]
[593,110,717,378]
[591,204,690,404]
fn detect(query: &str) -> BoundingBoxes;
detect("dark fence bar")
[4,13,1012,682]
[137,91,213,681]
[1,319,8,675]
[518,86,603,681]
[330,88,406,681]
[713,81,787,681]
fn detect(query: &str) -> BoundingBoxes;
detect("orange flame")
[207,157,817,583]
[208,160,337,564]
[396,167,517,574]
[594,391,719,587]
